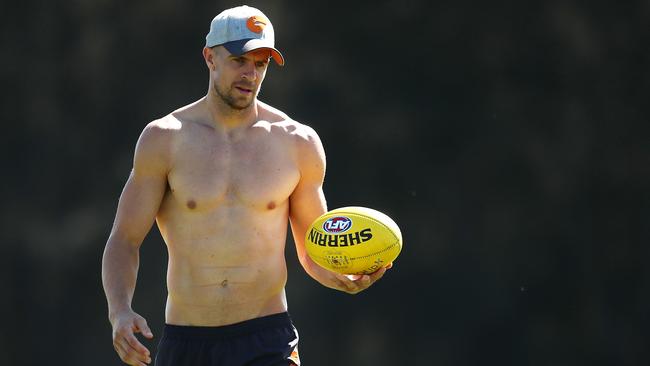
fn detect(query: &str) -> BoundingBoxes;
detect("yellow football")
[305,206,402,275]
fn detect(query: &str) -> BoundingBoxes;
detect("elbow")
[107,229,142,249]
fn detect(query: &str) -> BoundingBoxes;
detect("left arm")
[288,125,386,294]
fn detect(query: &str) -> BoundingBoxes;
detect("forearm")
[290,218,341,290]
[102,235,141,321]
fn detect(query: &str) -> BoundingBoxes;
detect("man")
[101,5,390,366]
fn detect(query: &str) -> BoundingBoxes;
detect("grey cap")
[205,5,285,66]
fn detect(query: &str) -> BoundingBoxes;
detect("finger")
[386,262,393,269]
[113,341,127,360]
[368,267,388,281]
[345,278,364,293]
[359,274,372,286]
[345,274,362,281]
[115,341,149,366]
[119,336,150,360]
[348,275,371,292]
[118,337,152,365]
[353,269,385,292]
[124,354,148,366]
[334,274,358,292]
[134,317,154,339]
[124,332,151,358]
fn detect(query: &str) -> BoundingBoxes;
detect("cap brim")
[223,39,285,66]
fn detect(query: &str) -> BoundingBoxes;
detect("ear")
[203,47,217,71]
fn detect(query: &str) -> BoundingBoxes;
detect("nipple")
[187,199,197,209]
[267,201,276,210]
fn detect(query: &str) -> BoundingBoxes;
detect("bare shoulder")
[137,116,179,153]
[259,103,326,182]
[149,114,183,131]
[258,100,323,146]
[288,121,323,157]
[286,120,325,181]
[133,115,180,173]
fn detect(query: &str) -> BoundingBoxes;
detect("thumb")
[345,274,362,281]
[134,317,154,339]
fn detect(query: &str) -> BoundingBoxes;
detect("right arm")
[288,124,387,294]
[101,121,171,366]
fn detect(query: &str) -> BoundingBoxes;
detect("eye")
[255,60,268,68]
[232,57,245,65]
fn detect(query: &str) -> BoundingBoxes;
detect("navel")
[221,279,228,288]
[267,201,276,210]
[187,199,197,209]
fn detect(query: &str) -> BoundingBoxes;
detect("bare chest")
[166,129,299,211]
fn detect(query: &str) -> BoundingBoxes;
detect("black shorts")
[155,312,300,366]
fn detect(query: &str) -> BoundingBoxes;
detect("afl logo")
[323,216,352,233]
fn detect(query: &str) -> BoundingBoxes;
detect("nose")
[241,62,257,81]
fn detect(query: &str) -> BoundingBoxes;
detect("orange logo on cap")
[246,15,268,33]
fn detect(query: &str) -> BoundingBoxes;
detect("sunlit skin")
[101,45,390,366]
[209,47,271,111]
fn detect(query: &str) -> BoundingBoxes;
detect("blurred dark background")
[1,0,649,365]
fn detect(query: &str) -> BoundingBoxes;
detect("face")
[207,46,271,110]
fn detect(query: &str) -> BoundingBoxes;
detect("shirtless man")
[101,6,390,366]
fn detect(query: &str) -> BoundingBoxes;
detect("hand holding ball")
[305,207,402,275]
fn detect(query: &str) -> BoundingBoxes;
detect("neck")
[204,88,259,132]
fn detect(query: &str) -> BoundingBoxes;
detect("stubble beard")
[214,83,256,111]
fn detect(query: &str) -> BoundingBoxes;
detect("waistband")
[162,312,293,340]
